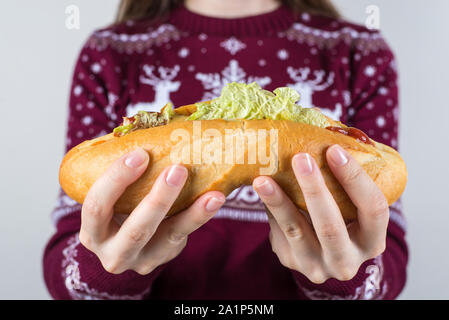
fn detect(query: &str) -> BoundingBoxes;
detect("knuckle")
[307,270,327,284]
[102,258,124,274]
[79,232,94,251]
[166,230,188,245]
[318,223,340,242]
[269,238,279,255]
[281,223,304,240]
[124,227,149,245]
[134,263,157,276]
[301,185,324,199]
[268,231,274,243]
[271,245,294,269]
[335,265,358,281]
[343,166,364,185]
[370,199,389,220]
[278,255,292,269]
[82,198,103,219]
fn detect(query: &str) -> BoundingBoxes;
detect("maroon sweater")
[43,5,408,300]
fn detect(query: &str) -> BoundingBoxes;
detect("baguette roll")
[59,111,407,222]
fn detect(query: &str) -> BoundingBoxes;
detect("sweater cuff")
[290,257,385,300]
[61,234,164,300]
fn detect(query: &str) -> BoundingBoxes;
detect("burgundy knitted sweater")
[43,5,408,300]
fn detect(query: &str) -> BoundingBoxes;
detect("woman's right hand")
[79,148,225,275]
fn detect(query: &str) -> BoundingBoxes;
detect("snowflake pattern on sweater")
[44,5,408,300]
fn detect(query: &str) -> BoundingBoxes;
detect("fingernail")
[293,153,313,176]
[166,165,187,187]
[329,145,348,166]
[254,179,274,196]
[124,149,147,168]
[205,197,225,212]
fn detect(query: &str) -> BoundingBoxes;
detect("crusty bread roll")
[59,106,407,222]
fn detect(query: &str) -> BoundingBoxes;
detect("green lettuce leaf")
[187,82,331,127]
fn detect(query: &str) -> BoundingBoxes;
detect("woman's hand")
[79,148,225,275]
[253,144,389,284]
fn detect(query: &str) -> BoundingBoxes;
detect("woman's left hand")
[253,144,390,284]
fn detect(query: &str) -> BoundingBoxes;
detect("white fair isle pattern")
[389,210,407,232]
[91,63,102,74]
[62,234,151,300]
[224,186,265,210]
[376,116,386,128]
[105,92,119,121]
[127,65,181,116]
[87,24,184,53]
[178,47,190,58]
[81,116,93,126]
[389,201,407,232]
[279,23,388,53]
[73,85,83,96]
[212,186,268,222]
[51,192,82,226]
[300,256,387,300]
[213,207,268,223]
[342,90,352,107]
[390,200,402,212]
[325,103,343,120]
[286,67,342,120]
[364,65,377,77]
[196,59,271,100]
[277,49,289,60]
[378,86,389,95]
[220,37,246,55]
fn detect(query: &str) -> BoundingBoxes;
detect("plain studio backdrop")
[0,0,448,299]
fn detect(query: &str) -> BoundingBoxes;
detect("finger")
[292,153,351,256]
[265,206,290,251]
[133,192,225,274]
[81,148,149,243]
[326,145,389,249]
[158,191,226,246]
[253,176,317,254]
[112,165,188,256]
[264,206,297,268]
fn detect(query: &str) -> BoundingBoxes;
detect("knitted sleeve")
[42,36,164,300]
[291,32,408,300]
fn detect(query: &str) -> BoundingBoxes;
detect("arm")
[43,202,164,299]
[341,31,408,299]
[253,33,408,300]
[332,32,407,299]
[254,146,407,300]
[43,41,227,300]
[43,41,161,299]
[44,156,226,300]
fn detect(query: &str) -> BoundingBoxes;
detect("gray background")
[0,0,448,299]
